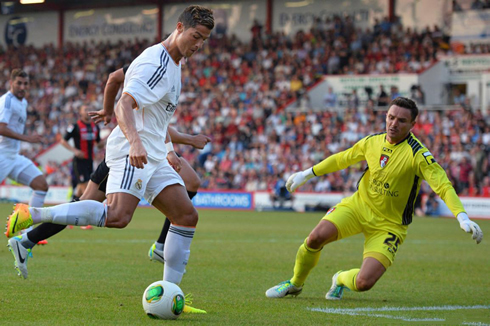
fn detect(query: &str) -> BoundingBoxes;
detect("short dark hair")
[178,5,214,30]
[10,68,27,80]
[389,97,419,121]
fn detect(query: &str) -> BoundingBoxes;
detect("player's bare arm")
[0,123,43,143]
[165,130,181,173]
[89,68,125,125]
[168,126,211,149]
[59,137,85,158]
[116,93,147,168]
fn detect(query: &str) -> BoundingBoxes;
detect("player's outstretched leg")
[5,201,108,238]
[27,223,66,245]
[266,238,321,298]
[325,270,347,300]
[7,236,32,279]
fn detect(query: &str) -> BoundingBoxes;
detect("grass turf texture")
[0,203,489,325]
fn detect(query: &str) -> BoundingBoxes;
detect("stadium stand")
[0,13,489,198]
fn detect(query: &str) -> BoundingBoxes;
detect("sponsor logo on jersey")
[370,178,399,197]
[382,147,393,153]
[379,154,389,168]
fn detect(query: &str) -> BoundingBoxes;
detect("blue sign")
[193,191,253,210]
[137,191,254,210]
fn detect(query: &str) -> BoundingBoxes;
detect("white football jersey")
[0,91,27,156]
[106,43,182,161]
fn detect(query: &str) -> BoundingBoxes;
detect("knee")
[176,208,198,227]
[39,183,49,192]
[355,275,377,291]
[32,178,49,192]
[306,230,326,250]
[105,210,132,228]
[185,175,201,192]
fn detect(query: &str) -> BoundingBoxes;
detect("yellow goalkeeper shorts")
[322,192,408,269]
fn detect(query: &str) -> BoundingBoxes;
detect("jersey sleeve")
[96,124,101,143]
[416,150,465,216]
[313,136,366,175]
[64,124,77,141]
[0,95,12,124]
[123,58,171,109]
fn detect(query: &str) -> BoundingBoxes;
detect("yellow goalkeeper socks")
[337,268,360,291]
[290,239,321,287]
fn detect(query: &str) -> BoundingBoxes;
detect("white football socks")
[29,190,47,208]
[29,200,107,227]
[163,225,195,285]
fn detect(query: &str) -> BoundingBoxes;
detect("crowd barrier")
[1,186,489,219]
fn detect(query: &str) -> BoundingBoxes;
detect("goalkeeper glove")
[286,167,315,193]
[457,212,483,244]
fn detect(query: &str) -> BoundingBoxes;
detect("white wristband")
[457,212,469,223]
[165,142,174,153]
[303,167,315,178]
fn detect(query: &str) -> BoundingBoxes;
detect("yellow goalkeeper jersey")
[312,132,465,225]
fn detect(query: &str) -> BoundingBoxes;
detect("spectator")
[270,175,294,209]
[377,85,390,107]
[424,192,440,216]
[453,88,466,105]
[324,87,337,109]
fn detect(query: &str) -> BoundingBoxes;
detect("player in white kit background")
[0,69,49,211]
[6,5,214,302]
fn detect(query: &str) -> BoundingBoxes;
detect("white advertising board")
[272,0,387,36]
[64,6,158,43]
[163,1,266,41]
[0,11,58,48]
[255,191,490,219]
[254,191,346,212]
[435,196,490,219]
[440,54,490,74]
[0,185,70,205]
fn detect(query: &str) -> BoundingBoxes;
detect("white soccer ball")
[142,280,185,320]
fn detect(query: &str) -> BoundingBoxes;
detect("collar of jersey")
[384,132,412,148]
[161,42,181,67]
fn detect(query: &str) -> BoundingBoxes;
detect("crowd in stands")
[0,12,489,204]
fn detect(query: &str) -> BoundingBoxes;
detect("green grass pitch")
[0,203,489,325]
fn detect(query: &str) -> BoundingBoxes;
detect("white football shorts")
[0,154,43,185]
[105,156,184,204]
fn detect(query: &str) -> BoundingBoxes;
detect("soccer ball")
[142,280,185,320]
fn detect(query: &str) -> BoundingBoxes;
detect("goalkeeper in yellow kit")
[265,97,483,300]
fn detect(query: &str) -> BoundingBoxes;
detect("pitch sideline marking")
[309,305,490,323]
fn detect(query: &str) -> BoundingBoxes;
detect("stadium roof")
[4,0,204,13]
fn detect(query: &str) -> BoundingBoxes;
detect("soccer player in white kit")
[6,5,214,300]
[0,69,49,211]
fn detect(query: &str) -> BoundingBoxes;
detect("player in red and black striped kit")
[60,104,102,199]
